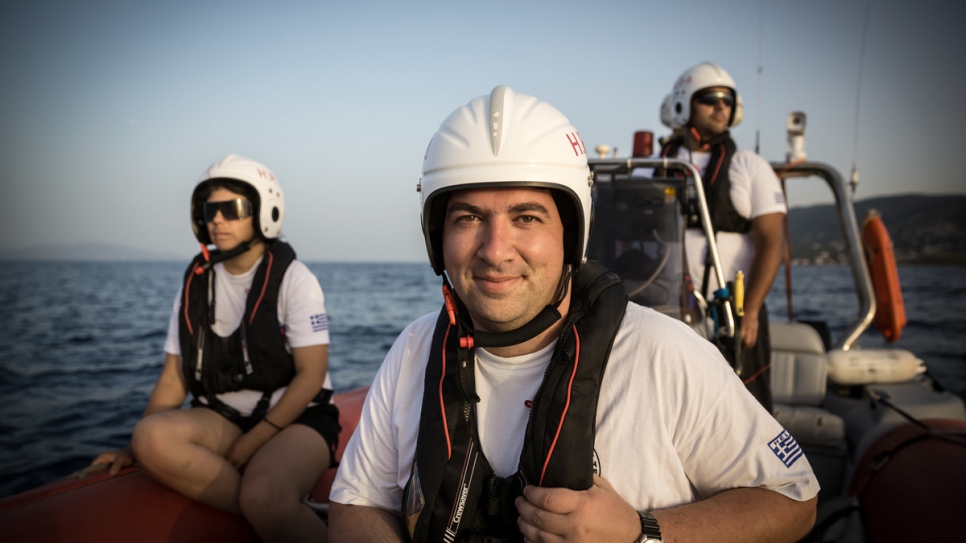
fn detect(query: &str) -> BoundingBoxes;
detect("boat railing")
[768,161,876,350]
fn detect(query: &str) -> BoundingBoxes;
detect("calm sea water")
[0,261,963,498]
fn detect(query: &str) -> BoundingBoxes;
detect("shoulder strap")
[239,241,297,391]
[520,261,626,489]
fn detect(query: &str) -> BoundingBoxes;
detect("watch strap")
[636,510,663,543]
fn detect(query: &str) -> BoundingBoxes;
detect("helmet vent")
[488,85,508,156]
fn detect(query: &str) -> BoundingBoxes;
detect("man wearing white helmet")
[659,61,787,412]
[329,87,816,542]
[91,155,340,542]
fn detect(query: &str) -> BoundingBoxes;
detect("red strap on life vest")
[248,251,274,325]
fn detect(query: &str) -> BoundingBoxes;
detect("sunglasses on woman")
[204,199,253,222]
[694,90,735,108]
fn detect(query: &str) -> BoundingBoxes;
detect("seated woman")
[92,154,339,542]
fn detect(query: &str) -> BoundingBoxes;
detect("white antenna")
[850,0,872,198]
[754,0,764,155]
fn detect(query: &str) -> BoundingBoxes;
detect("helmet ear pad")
[550,189,579,268]
[426,193,449,275]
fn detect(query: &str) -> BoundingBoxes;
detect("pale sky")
[2,0,964,262]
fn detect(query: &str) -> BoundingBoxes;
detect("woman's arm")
[224,344,329,468]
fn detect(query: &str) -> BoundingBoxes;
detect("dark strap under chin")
[471,305,562,348]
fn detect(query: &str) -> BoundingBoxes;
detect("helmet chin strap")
[688,126,731,151]
[442,265,572,349]
[198,237,261,268]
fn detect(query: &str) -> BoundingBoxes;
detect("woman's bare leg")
[239,424,332,542]
[132,407,244,513]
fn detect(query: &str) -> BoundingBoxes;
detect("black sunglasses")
[204,199,253,222]
[694,90,735,108]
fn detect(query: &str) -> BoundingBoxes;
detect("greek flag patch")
[769,430,803,468]
[775,191,785,204]
[310,313,328,333]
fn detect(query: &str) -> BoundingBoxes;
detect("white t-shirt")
[330,303,819,514]
[164,257,332,415]
[678,147,787,298]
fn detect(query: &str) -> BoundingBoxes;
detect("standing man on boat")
[660,62,787,412]
[90,154,340,543]
[329,86,817,542]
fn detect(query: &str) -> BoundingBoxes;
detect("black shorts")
[197,400,342,467]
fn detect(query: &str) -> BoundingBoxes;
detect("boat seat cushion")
[770,321,828,406]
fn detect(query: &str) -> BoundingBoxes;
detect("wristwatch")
[636,511,663,543]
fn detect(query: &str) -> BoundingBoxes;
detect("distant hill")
[1,242,184,262]
[788,194,966,265]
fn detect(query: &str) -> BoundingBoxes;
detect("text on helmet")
[566,132,587,157]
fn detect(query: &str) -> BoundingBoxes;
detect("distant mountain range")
[1,242,184,262]
[787,194,966,265]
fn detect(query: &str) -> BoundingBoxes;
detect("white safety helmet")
[670,62,742,129]
[190,154,285,245]
[418,85,593,276]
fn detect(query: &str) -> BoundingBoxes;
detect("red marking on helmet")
[524,400,533,409]
[566,132,586,156]
[257,168,276,182]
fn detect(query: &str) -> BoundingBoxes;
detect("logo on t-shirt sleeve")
[310,313,328,333]
[775,191,785,204]
[769,430,803,468]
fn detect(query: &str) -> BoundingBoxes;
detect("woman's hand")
[91,445,136,475]
[225,422,277,470]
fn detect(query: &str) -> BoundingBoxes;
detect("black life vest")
[177,241,297,406]
[402,261,628,543]
[660,134,750,235]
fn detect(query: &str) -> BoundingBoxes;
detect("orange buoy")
[861,210,907,342]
